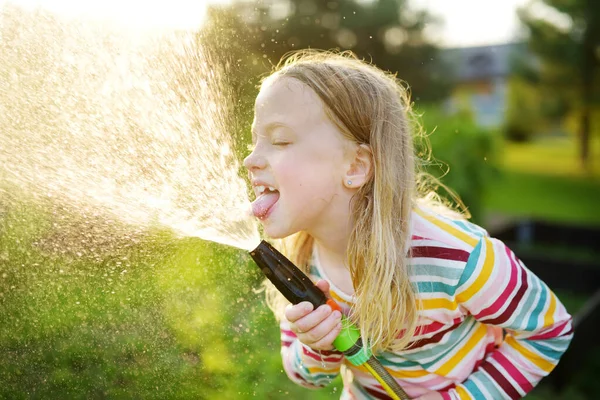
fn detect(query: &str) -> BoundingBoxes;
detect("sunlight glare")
[1,0,209,30]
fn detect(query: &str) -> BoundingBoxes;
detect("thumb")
[314,279,331,296]
[314,280,342,313]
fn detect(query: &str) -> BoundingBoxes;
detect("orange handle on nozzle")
[326,298,342,313]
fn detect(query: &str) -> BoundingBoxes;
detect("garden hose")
[250,240,411,400]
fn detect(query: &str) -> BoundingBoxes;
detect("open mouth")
[251,185,280,220]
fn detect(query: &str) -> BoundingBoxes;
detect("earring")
[347,180,352,186]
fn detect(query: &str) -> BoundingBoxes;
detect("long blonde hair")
[262,50,444,354]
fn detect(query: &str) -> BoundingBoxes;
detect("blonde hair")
[261,50,458,354]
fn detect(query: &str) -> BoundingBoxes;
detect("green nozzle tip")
[333,316,361,352]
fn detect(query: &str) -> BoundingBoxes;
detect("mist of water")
[0,3,260,251]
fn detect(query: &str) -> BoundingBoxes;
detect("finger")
[314,279,330,295]
[302,309,342,343]
[294,304,332,334]
[310,319,343,350]
[284,302,314,323]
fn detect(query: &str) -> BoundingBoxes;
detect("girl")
[243,50,572,400]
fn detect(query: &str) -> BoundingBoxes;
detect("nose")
[243,146,267,171]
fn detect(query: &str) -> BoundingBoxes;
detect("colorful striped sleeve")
[279,319,344,389]
[445,236,573,400]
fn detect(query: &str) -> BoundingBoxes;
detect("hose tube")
[249,240,411,400]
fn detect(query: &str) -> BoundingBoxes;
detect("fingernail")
[303,303,313,313]
[333,311,341,319]
[322,305,331,313]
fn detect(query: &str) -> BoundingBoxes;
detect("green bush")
[414,106,500,224]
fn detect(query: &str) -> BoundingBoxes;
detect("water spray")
[250,240,411,400]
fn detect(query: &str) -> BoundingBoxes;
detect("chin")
[262,223,297,240]
[263,228,291,240]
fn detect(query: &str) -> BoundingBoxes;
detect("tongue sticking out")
[251,191,280,219]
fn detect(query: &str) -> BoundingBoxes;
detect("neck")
[310,214,352,271]
[314,236,348,269]
[306,189,355,270]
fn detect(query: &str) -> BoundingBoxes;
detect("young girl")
[243,50,572,400]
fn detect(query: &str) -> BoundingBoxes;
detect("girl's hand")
[414,391,444,400]
[284,280,343,351]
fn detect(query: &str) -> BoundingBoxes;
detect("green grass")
[484,135,600,226]
[484,170,600,226]
[502,136,600,178]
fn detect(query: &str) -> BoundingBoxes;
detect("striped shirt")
[279,206,573,399]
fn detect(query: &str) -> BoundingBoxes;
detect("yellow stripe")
[388,368,430,379]
[457,237,495,303]
[353,363,429,379]
[420,297,458,312]
[330,289,352,306]
[351,363,430,379]
[455,385,473,399]
[414,207,478,247]
[307,366,341,374]
[435,324,487,376]
[543,291,557,327]
[505,336,555,373]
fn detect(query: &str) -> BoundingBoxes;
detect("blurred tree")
[206,0,451,103]
[504,75,546,142]
[517,0,600,169]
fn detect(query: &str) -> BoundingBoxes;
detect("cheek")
[272,147,345,194]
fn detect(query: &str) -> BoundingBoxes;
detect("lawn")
[484,170,600,226]
[501,136,600,178]
[484,136,600,226]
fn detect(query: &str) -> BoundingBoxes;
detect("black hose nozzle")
[249,240,330,308]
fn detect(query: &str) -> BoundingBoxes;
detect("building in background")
[442,43,531,129]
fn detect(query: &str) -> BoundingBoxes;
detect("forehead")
[253,77,326,128]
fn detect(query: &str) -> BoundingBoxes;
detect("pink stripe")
[528,319,571,340]
[475,245,518,319]
[493,351,534,393]
[441,392,453,400]
[302,346,343,363]
[414,318,463,337]
[281,329,297,338]
[404,374,455,389]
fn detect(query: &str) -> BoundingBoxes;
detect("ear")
[344,144,372,189]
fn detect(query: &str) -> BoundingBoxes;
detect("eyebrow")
[251,122,294,143]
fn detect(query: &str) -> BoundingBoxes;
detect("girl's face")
[244,77,355,239]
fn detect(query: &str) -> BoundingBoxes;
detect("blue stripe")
[474,371,506,399]
[528,339,569,361]
[415,281,456,296]
[526,283,548,331]
[512,272,538,330]
[457,238,484,288]
[461,376,487,399]
[452,220,486,237]
[377,355,421,368]
[412,263,464,281]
